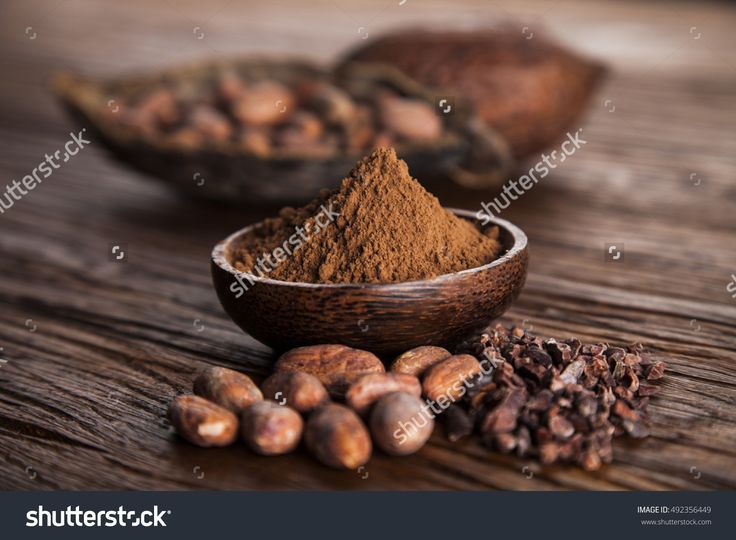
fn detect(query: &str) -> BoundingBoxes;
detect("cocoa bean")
[193,366,262,413]
[370,392,434,456]
[166,127,204,148]
[285,111,324,141]
[275,344,384,398]
[239,127,271,155]
[305,403,372,469]
[261,371,329,413]
[422,354,483,403]
[301,81,355,126]
[168,395,238,447]
[346,373,421,416]
[136,87,179,127]
[390,345,451,377]
[280,135,339,158]
[379,96,442,141]
[217,72,246,103]
[240,401,303,456]
[233,81,294,126]
[189,105,233,142]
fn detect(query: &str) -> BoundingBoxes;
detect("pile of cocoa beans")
[113,74,444,156]
[168,344,478,469]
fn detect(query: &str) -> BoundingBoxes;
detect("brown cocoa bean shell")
[168,395,238,447]
[346,373,421,416]
[390,345,451,377]
[339,28,605,158]
[370,392,434,456]
[305,403,372,469]
[422,354,483,403]
[240,400,303,456]
[193,366,263,413]
[261,371,329,413]
[275,344,384,398]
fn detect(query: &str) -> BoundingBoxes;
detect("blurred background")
[2,0,735,210]
[3,0,735,74]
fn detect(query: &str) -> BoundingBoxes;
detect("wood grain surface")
[0,0,735,490]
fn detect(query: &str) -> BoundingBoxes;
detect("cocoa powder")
[232,147,501,283]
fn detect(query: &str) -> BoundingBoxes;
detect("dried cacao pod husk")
[338,28,606,159]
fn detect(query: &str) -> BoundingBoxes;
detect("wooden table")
[1,0,734,490]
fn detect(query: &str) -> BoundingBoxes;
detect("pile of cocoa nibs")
[453,324,666,470]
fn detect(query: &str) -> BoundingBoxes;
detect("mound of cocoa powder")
[232,147,501,283]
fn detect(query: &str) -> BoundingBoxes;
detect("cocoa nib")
[453,324,665,470]
[646,361,666,381]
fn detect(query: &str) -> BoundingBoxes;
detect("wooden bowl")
[211,210,528,357]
